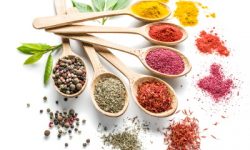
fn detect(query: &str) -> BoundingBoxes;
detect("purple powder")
[145,48,185,75]
[197,63,233,101]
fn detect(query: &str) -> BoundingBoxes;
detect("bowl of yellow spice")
[130,0,171,22]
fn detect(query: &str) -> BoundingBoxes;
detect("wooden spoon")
[83,45,129,117]
[66,6,129,117]
[53,0,87,98]
[47,22,187,46]
[55,34,192,78]
[33,0,171,29]
[95,46,178,117]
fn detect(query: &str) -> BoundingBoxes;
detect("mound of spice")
[164,111,200,150]
[137,80,172,113]
[195,30,230,56]
[102,131,141,150]
[149,23,183,42]
[146,48,185,75]
[94,76,126,113]
[174,1,199,26]
[53,55,86,95]
[197,63,233,101]
[131,1,170,20]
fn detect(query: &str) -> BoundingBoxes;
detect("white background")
[0,0,250,149]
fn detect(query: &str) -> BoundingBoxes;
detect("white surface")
[0,0,250,149]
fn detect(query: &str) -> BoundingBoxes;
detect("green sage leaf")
[17,43,52,54]
[113,0,130,10]
[24,52,44,64]
[44,53,53,85]
[106,0,119,10]
[91,0,105,11]
[72,0,93,12]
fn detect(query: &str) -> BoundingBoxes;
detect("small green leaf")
[24,53,44,64]
[44,53,53,85]
[91,0,105,11]
[22,43,52,50]
[72,0,93,12]
[106,0,119,10]
[113,0,130,10]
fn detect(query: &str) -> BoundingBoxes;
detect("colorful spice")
[196,30,230,56]
[174,1,199,26]
[131,1,170,20]
[44,130,50,137]
[198,63,233,101]
[149,23,183,42]
[102,131,141,150]
[137,80,172,113]
[53,55,86,95]
[164,112,200,150]
[94,76,126,113]
[146,48,185,75]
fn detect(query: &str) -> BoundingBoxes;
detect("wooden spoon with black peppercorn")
[53,0,87,98]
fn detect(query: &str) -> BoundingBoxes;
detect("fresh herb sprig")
[17,43,62,85]
[72,0,130,25]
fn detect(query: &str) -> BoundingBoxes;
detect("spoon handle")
[57,34,140,56]
[54,0,73,57]
[95,46,140,81]
[47,25,139,34]
[33,9,128,29]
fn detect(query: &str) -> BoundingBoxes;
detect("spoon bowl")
[131,76,178,117]
[90,72,129,117]
[139,45,192,78]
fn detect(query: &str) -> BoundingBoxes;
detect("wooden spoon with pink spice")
[53,34,191,78]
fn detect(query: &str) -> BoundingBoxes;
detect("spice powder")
[94,76,126,113]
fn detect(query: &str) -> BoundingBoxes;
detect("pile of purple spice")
[145,48,185,75]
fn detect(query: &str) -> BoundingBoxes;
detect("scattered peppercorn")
[27,103,30,108]
[86,139,90,144]
[64,98,68,102]
[65,143,68,147]
[44,130,50,137]
[40,110,43,114]
[83,143,87,147]
[43,96,47,102]
[47,108,51,113]
[56,101,59,104]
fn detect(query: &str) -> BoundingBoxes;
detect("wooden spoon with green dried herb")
[67,7,129,117]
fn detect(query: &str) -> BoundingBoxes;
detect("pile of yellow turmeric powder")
[174,1,199,26]
[174,1,216,26]
[131,1,170,20]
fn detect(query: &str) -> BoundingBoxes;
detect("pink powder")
[145,48,185,75]
[198,63,233,102]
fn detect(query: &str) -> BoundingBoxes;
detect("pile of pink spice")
[145,48,185,75]
[198,63,233,102]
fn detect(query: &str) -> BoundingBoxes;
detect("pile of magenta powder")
[145,48,185,75]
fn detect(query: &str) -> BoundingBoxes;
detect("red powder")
[165,115,200,150]
[145,48,185,75]
[149,23,183,42]
[137,80,172,113]
[197,63,233,101]
[195,30,230,56]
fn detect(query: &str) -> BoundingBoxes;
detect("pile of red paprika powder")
[136,80,172,113]
[195,29,230,56]
[149,23,184,42]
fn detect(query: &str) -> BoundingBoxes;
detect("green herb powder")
[94,76,126,113]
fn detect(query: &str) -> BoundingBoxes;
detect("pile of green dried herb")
[102,131,141,150]
[94,76,126,113]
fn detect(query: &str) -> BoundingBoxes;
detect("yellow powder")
[154,0,169,3]
[207,13,216,18]
[174,1,199,26]
[131,1,170,20]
